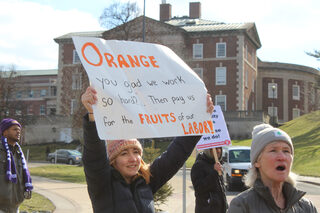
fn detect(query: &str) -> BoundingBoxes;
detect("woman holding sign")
[228,124,317,213]
[81,86,214,213]
[191,147,228,213]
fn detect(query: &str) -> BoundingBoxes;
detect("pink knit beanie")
[106,139,143,163]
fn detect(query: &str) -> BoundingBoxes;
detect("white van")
[222,146,251,190]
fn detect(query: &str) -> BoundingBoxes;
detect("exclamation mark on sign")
[207,120,215,134]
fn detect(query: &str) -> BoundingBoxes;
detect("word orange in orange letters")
[181,120,214,135]
[81,42,160,69]
[138,113,176,124]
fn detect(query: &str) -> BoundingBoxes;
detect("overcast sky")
[0,0,319,70]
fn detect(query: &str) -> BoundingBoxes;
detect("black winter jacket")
[191,152,227,213]
[82,114,201,213]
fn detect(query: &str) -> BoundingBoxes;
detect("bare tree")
[0,65,36,143]
[99,1,141,40]
[306,50,320,110]
[306,50,320,61]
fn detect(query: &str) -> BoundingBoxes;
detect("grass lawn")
[20,192,55,212]
[30,164,86,184]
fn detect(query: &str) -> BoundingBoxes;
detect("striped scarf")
[1,136,33,192]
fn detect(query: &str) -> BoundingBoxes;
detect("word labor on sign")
[196,105,232,150]
[73,36,212,140]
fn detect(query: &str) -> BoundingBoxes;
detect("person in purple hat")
[0,118,33,213]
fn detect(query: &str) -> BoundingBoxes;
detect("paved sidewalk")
[32,176,91,213]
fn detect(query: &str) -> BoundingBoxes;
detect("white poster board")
[72,37,213,140]
[196,105,231,150]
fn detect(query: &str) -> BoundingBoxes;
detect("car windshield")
[229,149,250,163]
[68,150,82,156]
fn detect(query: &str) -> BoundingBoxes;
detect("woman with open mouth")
[228,123,317,213]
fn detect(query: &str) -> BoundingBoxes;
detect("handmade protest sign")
[196,105,231,150]
[72,37,213,140]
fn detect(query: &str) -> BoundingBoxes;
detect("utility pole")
[142,0,146,42]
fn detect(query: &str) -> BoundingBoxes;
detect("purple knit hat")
[0,118,22,135]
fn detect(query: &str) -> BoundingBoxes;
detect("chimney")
[189,2,201,19]
[160,2,172,22]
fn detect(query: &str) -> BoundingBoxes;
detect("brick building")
[54,1,319,138]
[1,69,58,116]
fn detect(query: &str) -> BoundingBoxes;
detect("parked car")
[47,149,82,165]
[222,146,251,190]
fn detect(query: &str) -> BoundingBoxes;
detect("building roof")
[54,31,105,42]
[258,61,320,75]
[166,18,253,33]
[1,69,58,78]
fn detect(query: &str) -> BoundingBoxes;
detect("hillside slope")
[280,110,320,176]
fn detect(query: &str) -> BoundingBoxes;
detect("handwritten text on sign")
[72,37,213,140]
[196,105,232,150]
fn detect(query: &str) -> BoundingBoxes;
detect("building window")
[193,44,203,59]
[268,106,278,117]
[292,108,300,119]
[40,105,46,115]
[73,50,81,64]
[40,89,47,97]
[71,99,78,115]
[245,70,248,88]
[216,42,226,58]
[292,85,300,100]
[50,86,57,96]
[16,91,22,98]
[72,74,82,90]
[268,83,277,99]
[193,68,203,79]
[29,90,34,98]
[215,95,226,111]
[216,67,226,85]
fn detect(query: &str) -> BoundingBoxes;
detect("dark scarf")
[1,136,33,192]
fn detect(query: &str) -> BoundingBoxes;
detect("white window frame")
[193,44,203,59]
[50,86,57,96]
[215,95,226,111]
[292,85,300,100]
[216,67,226,85]
[71,99,77,115]
[193,68,203,79]
[40,105,46,115]
[40,89,47,97]
[268,106,278,117]
[292,108,300,119]
[268,83,278,99]
[73,50,81,64]
[216,42,226,58]
[72,73,82,90]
